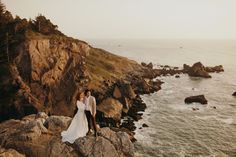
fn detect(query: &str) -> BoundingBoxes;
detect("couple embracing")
[61,89,98,144]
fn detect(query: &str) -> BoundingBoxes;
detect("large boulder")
[46,137,78,157]
[0,147,25,157]
[133,79,150,94]
[44,115,72,132]
[97,98,123,121]
[74,136,119,157]
[184,95,208,104]
[187,62,211,78]
[74,127,134,157]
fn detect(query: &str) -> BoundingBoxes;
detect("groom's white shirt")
[85,96,96,117]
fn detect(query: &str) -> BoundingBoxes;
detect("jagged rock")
[113,86,122,99]
[147,62,153,69]
[121,119,136,132]
[0,119,75,157]
[35,112,49,119]
[192,107,200,111]
[21,114,36,122]
[44,115,72,132]
[141,62,153,69]
[141,62,147,67]
[232,92,236,96]
[205,65,224,73]
[133,79,150,94]
[142,123,148,127]
[48,137,78,157]
[0,147,25,157]
[110,127,136,142]
[183,64,191,72]
[74,127,134,157]
[97,98,123,121]
[74,136,119,157]
[121,97,131,114]
[132,113,142,121]
[123,84,136,99]
[187,62,211,78]
[185,95,208,104]
[183,62,224,78]
[134,78,162,94]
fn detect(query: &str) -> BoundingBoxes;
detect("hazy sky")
[3,0,236,39]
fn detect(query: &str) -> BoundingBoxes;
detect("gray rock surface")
[0,113,134,157]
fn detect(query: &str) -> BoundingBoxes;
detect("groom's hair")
[84,89,90,95]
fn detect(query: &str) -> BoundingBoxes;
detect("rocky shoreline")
[94,61,225,141]
[0,61,226,157]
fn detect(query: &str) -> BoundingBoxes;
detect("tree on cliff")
[0,1,13,28]
[32,14,61,35]
[0,0,5,14]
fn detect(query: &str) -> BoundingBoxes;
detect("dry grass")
[85,48,142,90]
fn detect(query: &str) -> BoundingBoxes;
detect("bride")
[61,91,88,143]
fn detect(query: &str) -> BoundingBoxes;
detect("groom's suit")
[85,96,97,133]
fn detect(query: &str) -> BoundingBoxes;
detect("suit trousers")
[85,111,97,133]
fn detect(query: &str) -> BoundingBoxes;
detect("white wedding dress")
[61,100,88,143]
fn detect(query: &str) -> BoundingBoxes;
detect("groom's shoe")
[86,130,92,136]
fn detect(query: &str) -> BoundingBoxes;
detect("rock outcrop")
[0,147,26,157]
[184,95,208,104]
[141,62,153,69]
[183,62,224,78]
[0,113,134,157]
[97,98,123,122]
[186,62,211,78]
[205,65,224,73]
[233,92,236,96]
[74,127,134,157]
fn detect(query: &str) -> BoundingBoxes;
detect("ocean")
[87,39,236,157]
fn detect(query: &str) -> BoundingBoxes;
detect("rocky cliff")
[0,32,92,121]
[0,30,156,122]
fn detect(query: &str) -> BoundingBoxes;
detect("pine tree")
[0,1,13,27]
[0,0,6,27]
[33,14,58,35]
[0,0,5,15]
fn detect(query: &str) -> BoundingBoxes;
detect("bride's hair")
[76,90,84,100]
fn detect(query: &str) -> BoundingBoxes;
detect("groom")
[84,89,97,136]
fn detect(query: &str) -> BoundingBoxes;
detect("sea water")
[87,39,236,157]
